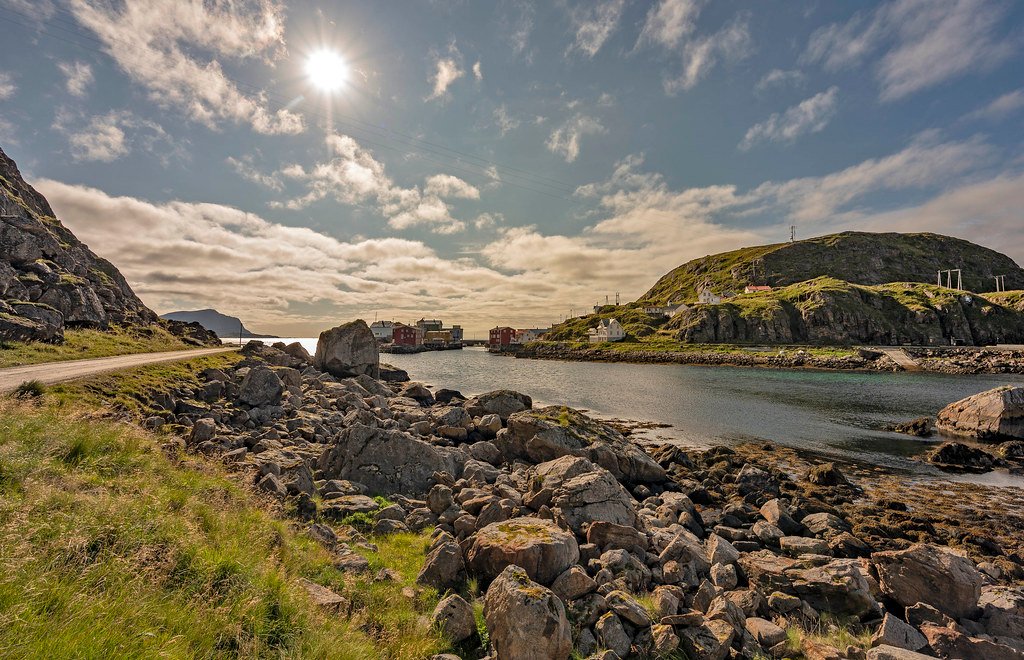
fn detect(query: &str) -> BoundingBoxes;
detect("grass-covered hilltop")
[541,231,1024,352]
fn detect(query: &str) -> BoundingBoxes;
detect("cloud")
[663,16,752,94]
[55,110,179,163]
[473,212,502,230]
[66,0,304,134]
[566,0,626,58]
[636,0,702,50]
[472,61,482,81]
[58,61,93,97]
[965,88,1024,122]
[427,43,464,101]
[493,104,520,136]
[754,68,804,92]
[0,71,15,100]
[804,0,1016,101]
[546,114,606,163]
[226,153,283,191]
[276,133,471,234]
[739,86,839,150]
[506,1,534,57]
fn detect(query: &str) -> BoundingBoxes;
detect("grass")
[11,379,46,399]
[0,398,448,659]
[785,616,873,656]
[0,325,201,369]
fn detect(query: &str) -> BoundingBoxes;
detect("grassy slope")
[0,365,449,658]
[0,325,198,369]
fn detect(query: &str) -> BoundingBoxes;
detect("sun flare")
[305,49,349,93]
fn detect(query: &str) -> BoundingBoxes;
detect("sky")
[0,0,1022,337]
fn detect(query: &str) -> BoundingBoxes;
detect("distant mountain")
[642,231,1024,304]
[0,145,157,343]
[160,309,276,339]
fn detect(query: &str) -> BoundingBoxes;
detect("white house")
[697,289,722,304]
[370,320,397,342]
[512,328,549,344]
[643,303,689,317]
[588,318,626,343]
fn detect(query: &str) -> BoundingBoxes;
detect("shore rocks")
[483,565,572,660]
[872,543,983,619]
[928,442,999,471]
[467,518,579,585]
[937,385,1024,441]
[238,366,284,407]
[313,320,380,379]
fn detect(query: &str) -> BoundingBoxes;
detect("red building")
[489,326,516,348]
[393,324,423,346]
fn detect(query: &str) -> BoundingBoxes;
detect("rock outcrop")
[483,565,572,660]
[0,146,156,341]
[313,320,380,379]
[936,385,1024,441]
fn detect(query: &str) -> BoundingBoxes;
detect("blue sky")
[0,0,1022,336]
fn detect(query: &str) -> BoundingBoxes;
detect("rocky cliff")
[667,278,1024,346]
[161,309,275,339]
[643,231,1024,304]
[0,146,155,342]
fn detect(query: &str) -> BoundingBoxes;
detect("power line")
[0,5,579,199]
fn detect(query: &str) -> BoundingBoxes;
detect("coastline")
[503,342,1024,374]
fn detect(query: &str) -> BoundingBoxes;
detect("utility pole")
[995,275,1006,292]
[790,225,796,242]
[238,320,243,345]
[615,292,620,306]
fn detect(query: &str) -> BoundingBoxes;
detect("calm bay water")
[258,339,1023,484]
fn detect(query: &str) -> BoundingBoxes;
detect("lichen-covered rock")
[937,385,1024,441]
[502,406,666,484]
[467,517,579,585]
[417,535,466,590]
[465,389,532,421]
[238,366,284,407]
[431,594,475,644]
[483,565,572,660]
[313,320,380,379]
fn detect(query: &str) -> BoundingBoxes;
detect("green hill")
[641,231,1024,304]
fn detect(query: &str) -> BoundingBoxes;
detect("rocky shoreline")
[130,324,1023,659]
[506,342,1024,375]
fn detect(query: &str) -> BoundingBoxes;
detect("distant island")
[160,309,277,340]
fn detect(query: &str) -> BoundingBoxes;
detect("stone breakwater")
[509,342,1024,375]
[138,338,1024,659]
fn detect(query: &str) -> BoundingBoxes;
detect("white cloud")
[754,68,804,92]
[424,174,480,200]
[507,1,534,57]
[67,0,304,134]
[473,212,502,230]
[0,72,15,100]
[55,110,178,163]
[226,154,282,191]
[636,0,702,50]
[277,133,472,234]
[427,42,465,102]
[965,88,1024,122]
[546,114,606,163]
[566,0,626,58]
[472,61,482,81]
[804,0,1016,101]
[493,104,520,136]
[58,61,93,97]
[740,86,839,150]
[663,16,752,94]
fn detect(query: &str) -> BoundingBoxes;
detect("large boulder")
[317,424,462,495]
[483,565,572,660]
[538,458,640,535]
[928,442,998,471]
[313,320,380,379]
[937,385,1024,441]
[467,517,579,585]
[465,390,533,421]
[789,559,879,618]
[501,406,666,484]
[872,544,983,619]
[238,365,284,407]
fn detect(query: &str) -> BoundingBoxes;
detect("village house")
[744,285,773,294]
[392,323,423,346]
[588,318,625,343]
[511,328,549,344]
[423,330,453,347]
[449,325,464,342]
[697,289,722,304]
[416,318,443,332]
[643,303,689,317]
[369,320,397,342]
[489,326,516,349]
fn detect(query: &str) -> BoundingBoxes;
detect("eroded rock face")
[0,146,157,341]
[872,544,983,619]
[937,385,1024,441]
[467,517,579,585]
[502,406,666,484]
[483,565,572,660]
[465,390,532,421]
[313,320,380,379]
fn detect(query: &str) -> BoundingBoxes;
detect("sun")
[305,49,349,93]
